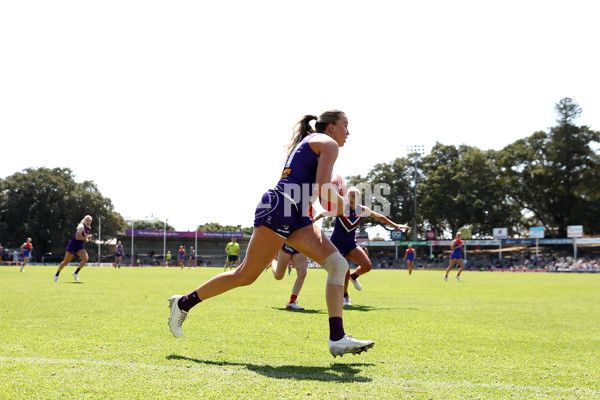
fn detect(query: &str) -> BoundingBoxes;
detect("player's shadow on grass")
[270,307,324,314]
[167,355,373,382]
[343,304,388,312]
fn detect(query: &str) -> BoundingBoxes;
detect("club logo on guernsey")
[339,204,363,233]
[281,168,291,179]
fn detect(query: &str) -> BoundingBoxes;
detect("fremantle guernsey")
[66,224,91,254]
[330,203,363,257]
[254,133,321,238]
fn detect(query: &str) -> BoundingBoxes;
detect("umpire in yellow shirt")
[224,237,240,271]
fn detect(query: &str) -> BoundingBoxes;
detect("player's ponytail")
[286,110,345,155]
[287,115,317,154]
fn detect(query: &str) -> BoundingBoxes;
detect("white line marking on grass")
[386,377,599,397]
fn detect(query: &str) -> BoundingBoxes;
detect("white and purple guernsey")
[66,224,91,254]
[330,204,363,257]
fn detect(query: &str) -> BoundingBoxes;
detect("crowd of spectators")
[354,248,600,273]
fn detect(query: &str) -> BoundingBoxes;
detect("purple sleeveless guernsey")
[66,223,91,254]
[330,203,363,257]
[254,133,321,238]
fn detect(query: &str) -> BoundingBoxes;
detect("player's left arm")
[361,205,410,231]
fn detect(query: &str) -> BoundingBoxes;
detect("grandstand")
[114,230,249,267]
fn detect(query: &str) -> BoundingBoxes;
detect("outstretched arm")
[363,206,410,231]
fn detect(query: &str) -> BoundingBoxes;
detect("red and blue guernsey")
[66,224,91,254]
[22,243,33,257]
[254,133,321,239]
[450,239,463,259]
[405,248,415,261]
[330,204,363,257]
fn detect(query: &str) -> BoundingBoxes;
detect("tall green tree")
[344,157,414,236]
[132,220,175,231]
[419,143,521,238]
[498,98,600,236]
[0,168,125,257]
[196,222,252,235]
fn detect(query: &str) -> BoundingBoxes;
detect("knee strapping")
[321,252,349,285]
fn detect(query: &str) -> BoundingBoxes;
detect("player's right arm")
[310,136,345,216]
[75,225,87,241]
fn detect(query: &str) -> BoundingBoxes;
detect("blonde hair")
[345,186,361,201]
[80,215,93,225]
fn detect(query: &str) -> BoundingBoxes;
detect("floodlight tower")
[163,218,168,267]
[407,145,426,241]
[97,216,102,264]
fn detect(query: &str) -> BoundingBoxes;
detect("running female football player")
[114,241,124,268]
[19,238,33,272]
[168,110,374,357]
[272,243,309,310]
[313,187,409,303]
[54,216,93,282]
[445,231,465,281]
[404,245,415,275]
[178,246,185,269]
[188,246,196,269]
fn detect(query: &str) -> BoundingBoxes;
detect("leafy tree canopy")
[0,167,125,257]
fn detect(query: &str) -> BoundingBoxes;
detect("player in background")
[224,237,240,271]
[188,246,196,269]
[342,242,370,303]
[166,250,172,267]
[114,241,124,268]
[168,110,375,357]
[445,231,465,282]
[271,243,308,310]
[178,246,185,269]
[19,238,33,272]
[313,186,409,305]
[0,242,4,265]
[403,244,415,275]
[54,216,93,282]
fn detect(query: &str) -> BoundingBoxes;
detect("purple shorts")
[332,239,358,258]
[254,190,313,239]
[282,243,299,256]
[66,239,85,254]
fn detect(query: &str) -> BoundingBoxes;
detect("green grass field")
[1,266,599,399]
